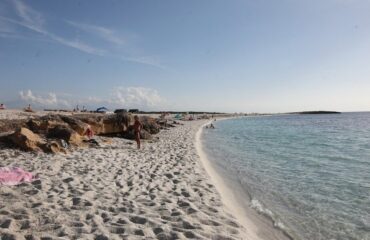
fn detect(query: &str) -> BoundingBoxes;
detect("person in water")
[133,115,143,149]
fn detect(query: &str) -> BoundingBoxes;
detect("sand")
[0,116,249,239]
[0,109,75,120]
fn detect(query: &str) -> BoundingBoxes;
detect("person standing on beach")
[133,115,143,149]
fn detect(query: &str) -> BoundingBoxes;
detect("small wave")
[250,199,274,218]
[250,199,296,239]
[203,114,370,240]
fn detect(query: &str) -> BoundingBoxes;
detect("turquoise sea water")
[202,113,370,240]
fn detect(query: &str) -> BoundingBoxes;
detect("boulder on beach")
[75,112,133,135]
[157,119,176,128]
[60,115,89,135]
[101,115,125,134]
[1,112,164,153]
[122,128,153,140]
[8,127,45,152]
[41,140,67,154]
[76,116,103,135]
[47,125,82,146]
[27,115,67,134]
[140,116,160,134]
[0,119,26,133]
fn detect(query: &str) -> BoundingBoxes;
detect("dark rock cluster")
[0,113,170,153]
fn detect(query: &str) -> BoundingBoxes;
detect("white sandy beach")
[0,113,250,239]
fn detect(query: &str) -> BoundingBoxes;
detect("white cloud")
[66,21,167,68]
[49,34,106,55]
[0,1,105,55]
[18,87,166,110]
[12,0,44,32]
[111,87,165,108]
[120,56,166,69]
[66,21,126,45]
[0,1,166,69]
[19,90,69,107]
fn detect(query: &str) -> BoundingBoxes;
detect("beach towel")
[0,167,38,186]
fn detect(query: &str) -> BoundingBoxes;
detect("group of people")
[206,123,215,129]
[0,103,32,112]
[73,105,87,112]
[0,103,35,112]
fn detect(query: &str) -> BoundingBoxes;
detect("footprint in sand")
[0,219,12,228]
[134,229,145,236]
[94,234,109,240]
[129,216,147,224]
[1,233,16,240]
[62,177,74,183]
[110,226,125,234]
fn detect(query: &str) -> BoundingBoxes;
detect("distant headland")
[290,111,341,114]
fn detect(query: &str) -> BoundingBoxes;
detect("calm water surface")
[202,113,370,240]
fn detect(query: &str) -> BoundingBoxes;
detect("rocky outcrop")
[75,112,133,135]
[101,114,127,134]
[122,128,153,140]
[0,119,26,133]
[41,140,67,154]
[60,116,89,135]
[140,116,160,134]
[8,128,46,152]
[47,126,82,146]
[1,113,164,153]
[156,119,176,129]
[27,115,67,134]
[76,116,103,135]
[7,127,69,153]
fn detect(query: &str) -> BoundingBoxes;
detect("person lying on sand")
[133,115,143,149]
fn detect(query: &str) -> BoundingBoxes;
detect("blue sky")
[1,0,370,112]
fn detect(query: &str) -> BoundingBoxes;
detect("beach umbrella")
[96,107,108,113]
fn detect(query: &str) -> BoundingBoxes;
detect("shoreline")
[196,118,292,240]
[0,114,247,239]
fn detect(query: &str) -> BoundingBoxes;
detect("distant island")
[290,111,341,114]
